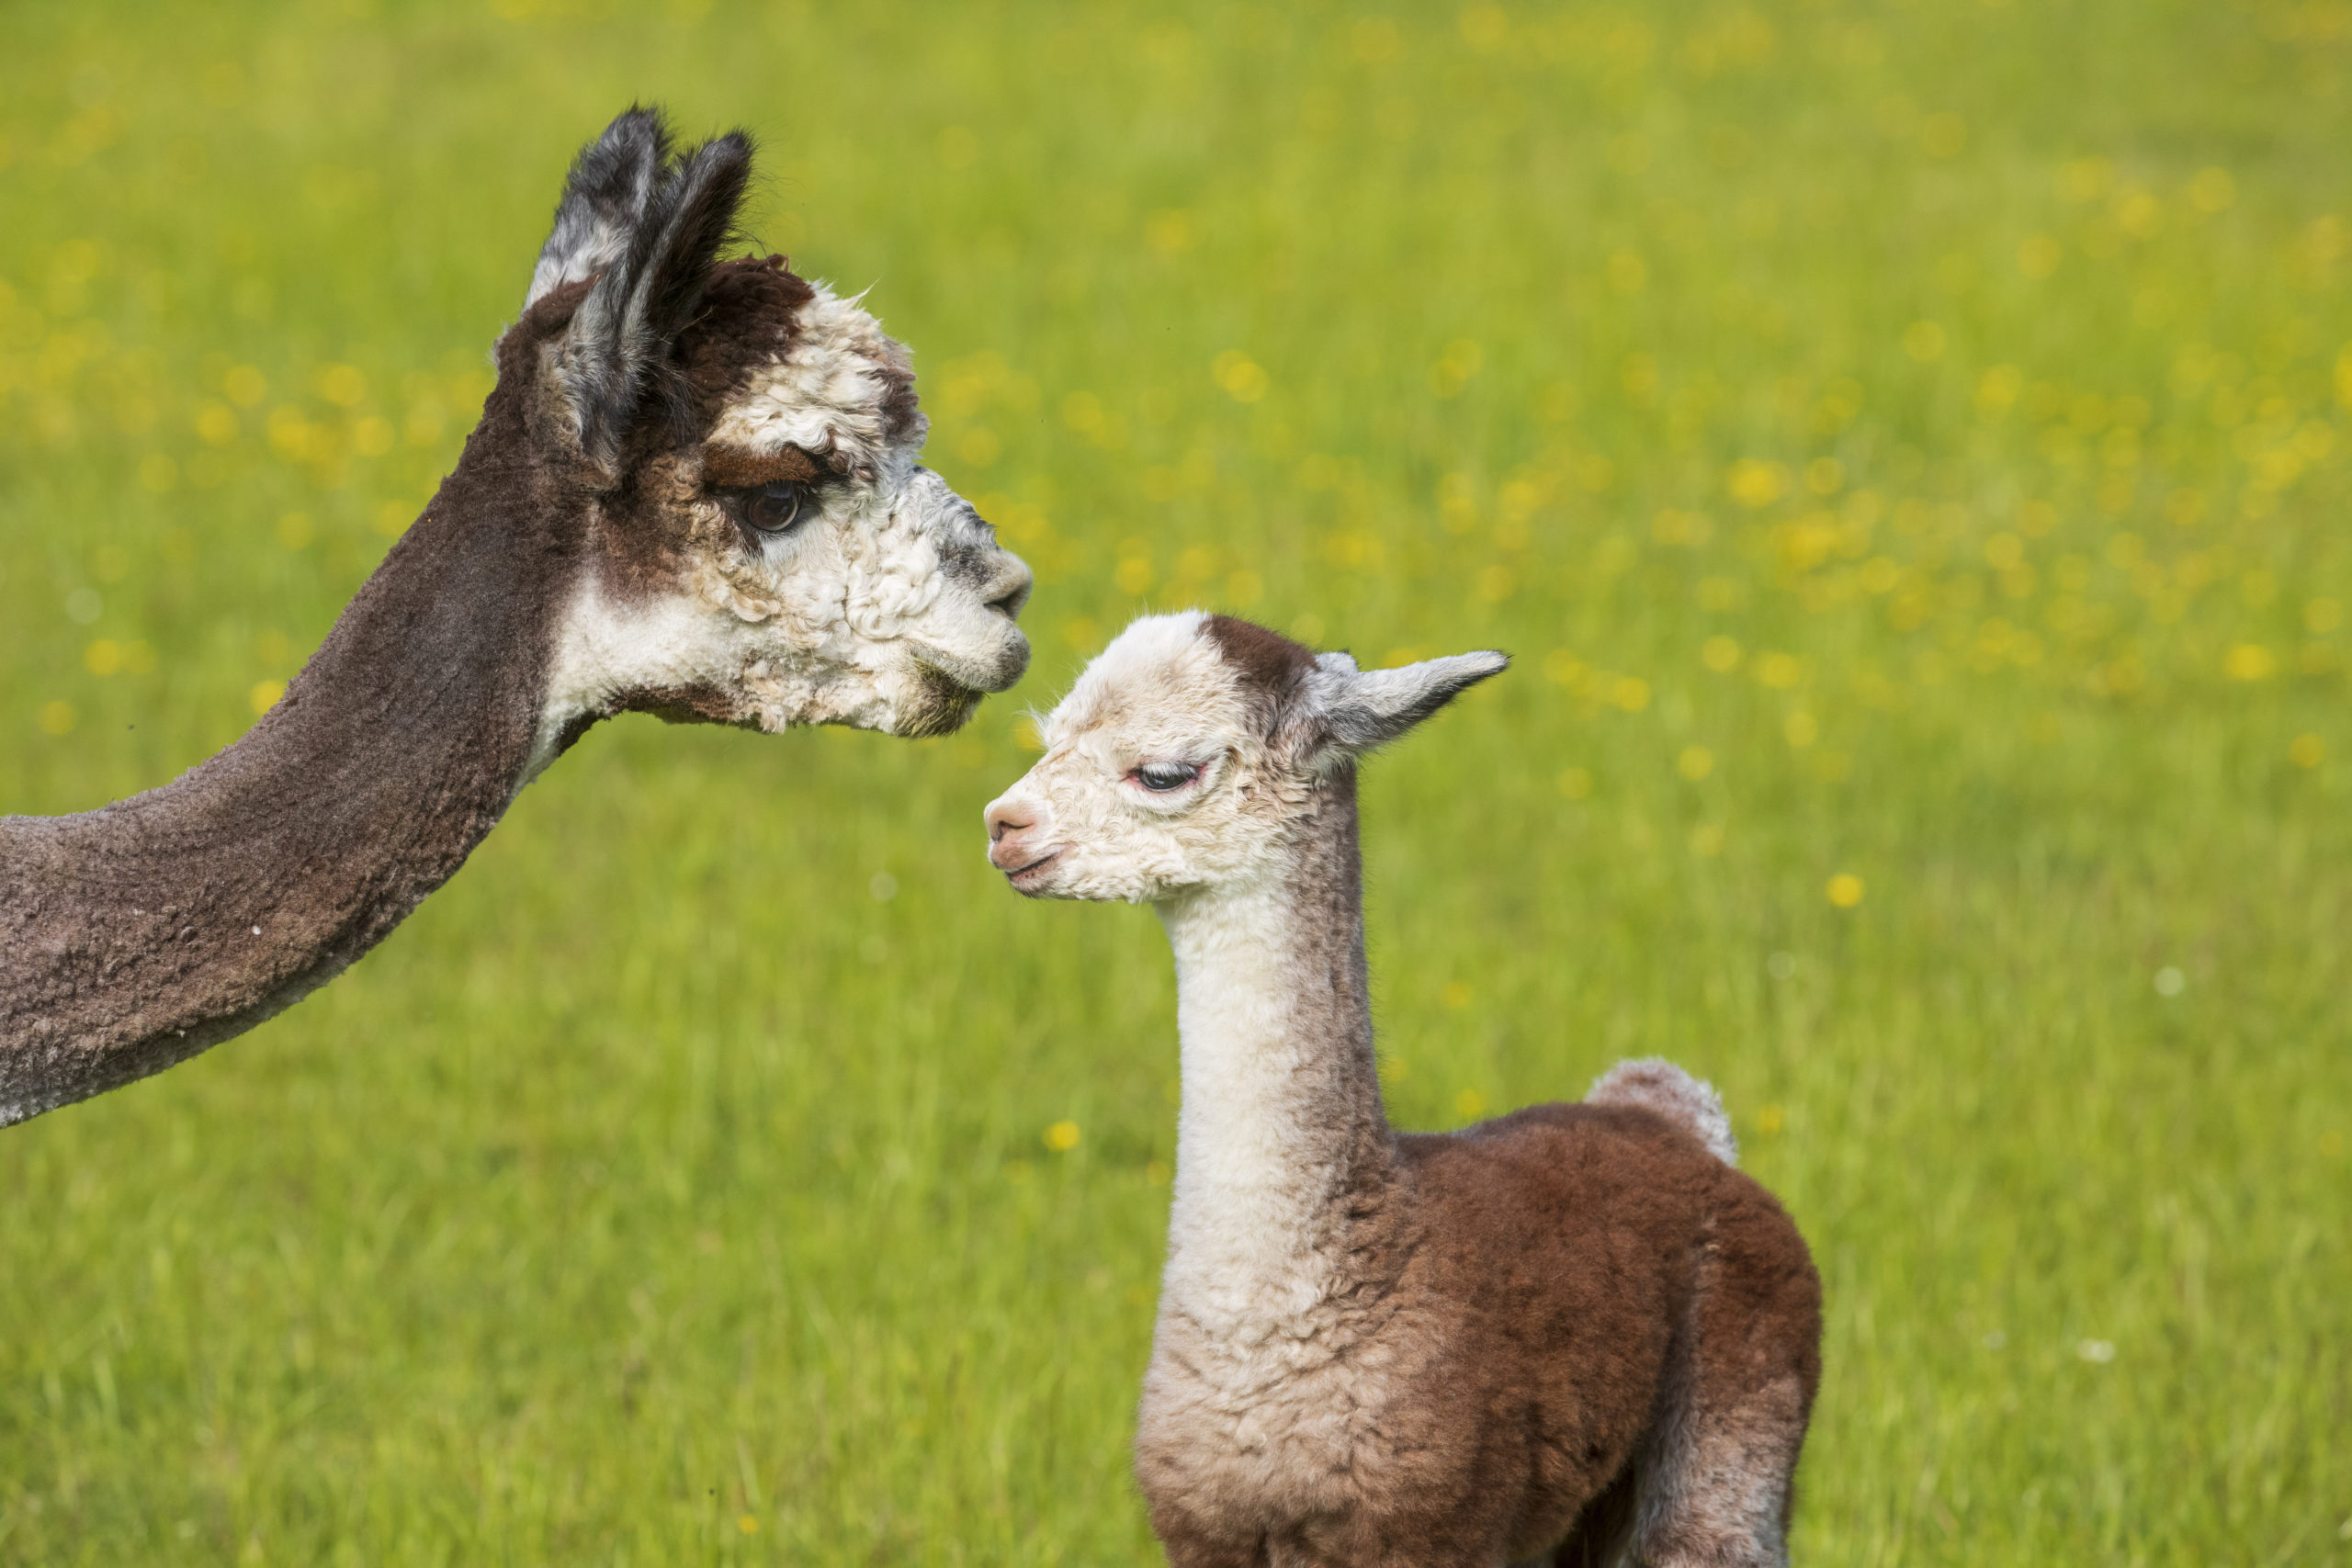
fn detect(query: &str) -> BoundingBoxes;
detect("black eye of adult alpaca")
[1136,761,1199,792]
[739,481,808,536]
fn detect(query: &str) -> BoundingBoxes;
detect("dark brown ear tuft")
[635,132,753,349]
[545,111,756,477]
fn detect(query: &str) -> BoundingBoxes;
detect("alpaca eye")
[744,482,808,535]
[1136,761,1200,793]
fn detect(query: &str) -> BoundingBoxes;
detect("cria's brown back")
[1398,1102,1823,1564]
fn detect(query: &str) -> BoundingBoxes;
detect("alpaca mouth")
[898,662,987,739]
[1003,849,1062,892]
[910,624,1032,697]
[900,625,1031,738]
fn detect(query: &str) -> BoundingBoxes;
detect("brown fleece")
[0,296,583,1123]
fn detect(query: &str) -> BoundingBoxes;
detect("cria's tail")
[1587,1058,1739,1166]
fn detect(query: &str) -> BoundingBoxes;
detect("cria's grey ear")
[1306,648,1509,753]
[546,116,753,477]
[526,107,671,310]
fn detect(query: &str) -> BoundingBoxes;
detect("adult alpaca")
[0,107,1034,1126]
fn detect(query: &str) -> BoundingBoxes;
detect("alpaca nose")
[984,795,1041,868]
[983,553,1034,620]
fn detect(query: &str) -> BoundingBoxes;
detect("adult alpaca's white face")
[533,275,1033,761]
[702,289,1030,729]
[514,109,1033,769]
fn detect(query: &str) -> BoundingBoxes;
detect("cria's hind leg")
[1628,1371,1809,1565]
[1628,1214,1821,1566]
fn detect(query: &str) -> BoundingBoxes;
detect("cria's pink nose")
[984,795,1042,870]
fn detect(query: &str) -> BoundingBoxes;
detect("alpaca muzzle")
[983,794,1055,875]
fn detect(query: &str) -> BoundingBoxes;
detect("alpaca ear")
[546,120,753,475]
[526,107,672,311]
[1304,649,1509,755]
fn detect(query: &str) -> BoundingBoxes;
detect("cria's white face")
[983,614,1298,904]
[982,612,1508,904]
[536,283,1032,766]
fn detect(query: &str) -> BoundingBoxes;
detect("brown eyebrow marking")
[701,442,821,489]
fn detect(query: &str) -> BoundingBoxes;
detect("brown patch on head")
[699,442,821,489]
[1203,615,1316,703]
[675,254,818,411]
[673,254,922,456]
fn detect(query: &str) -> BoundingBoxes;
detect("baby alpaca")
[984,613,1821,1568]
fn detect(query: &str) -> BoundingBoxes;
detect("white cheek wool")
[530,289,1015,761]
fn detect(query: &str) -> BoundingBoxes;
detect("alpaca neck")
[0,373,576,1125]
[1155,772,1393,1324]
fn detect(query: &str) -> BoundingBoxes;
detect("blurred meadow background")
[4,0,2350,1561]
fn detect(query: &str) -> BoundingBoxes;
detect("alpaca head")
[983,612,1506,902]
[508,107,1033,756]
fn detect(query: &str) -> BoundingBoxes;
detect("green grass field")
[5,0,2349,1561]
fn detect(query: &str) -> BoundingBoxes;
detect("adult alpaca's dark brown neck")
[0,345,573,1126]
